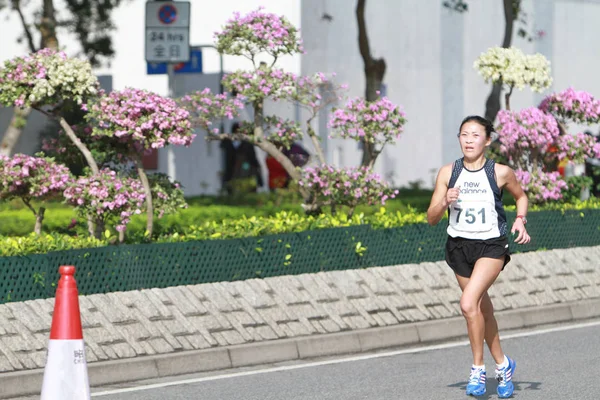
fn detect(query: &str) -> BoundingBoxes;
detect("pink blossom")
[86,88,195,152]
[64,169,146,228]
[299,165,397,207]
[0,154,72,201]
[329,96,406,146]
[539,87,600,125]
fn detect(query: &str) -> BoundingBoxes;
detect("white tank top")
[446,158,508,240]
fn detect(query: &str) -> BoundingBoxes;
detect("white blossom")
[473,47,552,93]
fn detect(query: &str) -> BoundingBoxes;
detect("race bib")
[449,201,493,233]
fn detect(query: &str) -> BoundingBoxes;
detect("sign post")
[145,0,191,180]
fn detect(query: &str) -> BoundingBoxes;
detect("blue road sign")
[146,48,203,75]
[158,4,178,25]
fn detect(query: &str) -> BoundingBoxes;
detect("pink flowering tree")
[183,8,406,214]
[514,169,568,203]
[84,88,194,236]
[0,154,72,235]
[41,124,188,240]
[147,173,188,219]
[539,87,600,125]
[300,166,399,216]
[64,169,145,238]
[328,95,406,169]
[0,49,101,174]
[496,107,561,171]
[496,96,600,204]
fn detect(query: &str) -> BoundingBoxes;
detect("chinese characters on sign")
[145,2,190,63]
[73,349,85,365]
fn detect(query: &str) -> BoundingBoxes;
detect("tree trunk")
[136,157,154,238]
[306,125,326,164]
[251,99,310,200]
[0,107,31,156]
[34,207,45,236]
[87,218,95,237]
[504,85,514,111]
[484,0,515,122]
[94,219,105,239]
[356,0,386,167]
[58,116,99,237]
[40,0,59,50]
[484,83,503,122]
[58,117,99,174]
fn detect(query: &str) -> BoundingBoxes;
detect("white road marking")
[92,319,600,397]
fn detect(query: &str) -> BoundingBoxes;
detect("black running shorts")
[445,236,511,278]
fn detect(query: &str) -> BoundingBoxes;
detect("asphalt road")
[18,319,600,400]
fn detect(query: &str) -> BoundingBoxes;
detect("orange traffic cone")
[41,266,90,400]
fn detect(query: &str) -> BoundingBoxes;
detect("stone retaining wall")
[1,246,599,373]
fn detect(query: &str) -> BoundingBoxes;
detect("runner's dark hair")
[458,115,495,138]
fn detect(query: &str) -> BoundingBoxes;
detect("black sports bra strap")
[448,158,463,188]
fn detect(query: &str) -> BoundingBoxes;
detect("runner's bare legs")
[455,257,505,366]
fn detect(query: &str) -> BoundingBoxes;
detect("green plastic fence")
[1,210,599,303]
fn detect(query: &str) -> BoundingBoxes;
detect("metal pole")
[167,63,177,180]
[192,45,223,95]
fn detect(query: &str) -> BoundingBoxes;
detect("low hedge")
[2,198,600,257]
[0,204,300,237]
[0,197,423,237]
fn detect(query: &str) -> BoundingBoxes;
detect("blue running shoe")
[466,367,486,396]
[496,356,516,398]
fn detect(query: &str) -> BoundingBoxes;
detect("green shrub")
[156,207,427,243]
[0,233,105,257]
[3,199,600,257]
[0,194,423,237]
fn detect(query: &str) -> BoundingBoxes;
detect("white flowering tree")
[475,47,600,203]
[0,48,101,174]
[474,46,552,111]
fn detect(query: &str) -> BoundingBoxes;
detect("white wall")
[301,0,600,189]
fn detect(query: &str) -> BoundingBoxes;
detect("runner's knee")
[460,295,480,319]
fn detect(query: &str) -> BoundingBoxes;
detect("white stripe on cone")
[41,339,90,400]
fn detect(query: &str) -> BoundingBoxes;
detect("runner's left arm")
[501,166,530,245]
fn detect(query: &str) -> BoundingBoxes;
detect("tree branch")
[21,197,37,216]
[306,122,326,165]
[58,116,99,174]
[12,0,37,52]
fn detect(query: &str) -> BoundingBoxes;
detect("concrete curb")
[2,298,600,399]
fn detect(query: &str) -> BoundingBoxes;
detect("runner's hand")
[445,186,460,206]
[511,219,530,244]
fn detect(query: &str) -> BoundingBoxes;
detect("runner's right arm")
[427,164,454,226]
